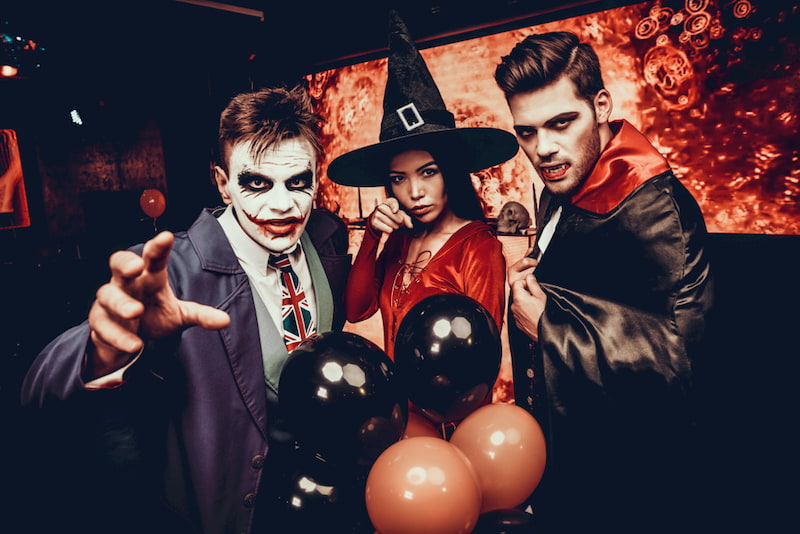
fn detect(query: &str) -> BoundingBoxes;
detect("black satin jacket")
[509,122,714,532]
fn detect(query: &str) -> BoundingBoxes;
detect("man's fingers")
[95,283,145,319]
[509,256,538,274]
[88,304,143,355]
[509,277,530,299]
[108,250,146,283]
[508,259,537,286]
[141,231,175,274]
[179,301,231,331]
[95,283,145,320]
[526,272,545,296]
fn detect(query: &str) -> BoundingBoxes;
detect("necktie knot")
[268,251,315,351]
[269,253,292,273]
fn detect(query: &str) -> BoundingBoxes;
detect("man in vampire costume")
[495,32,714,533]
[20,85,351,534]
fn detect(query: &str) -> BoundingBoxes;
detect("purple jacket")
[21,208,351,534]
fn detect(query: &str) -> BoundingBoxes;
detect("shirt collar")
[217,206,303,271]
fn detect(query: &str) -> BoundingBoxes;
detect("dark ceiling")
[2,0,615,99]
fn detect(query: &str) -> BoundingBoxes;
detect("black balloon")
[473,509,535,534]
[278,331,408,468]
[394,294,502,424]
[261,451,374,534]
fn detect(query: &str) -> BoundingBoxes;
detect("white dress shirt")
[535,205,562,260]
[217,206,317,335]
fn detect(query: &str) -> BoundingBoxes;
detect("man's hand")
[369,198,414,234]
[508,253,547,342]
[86,231,230,378]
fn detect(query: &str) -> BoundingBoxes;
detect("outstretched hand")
[369,198,414,234]
[86,231,230,378]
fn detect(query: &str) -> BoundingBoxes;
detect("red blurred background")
[307,0,800,401]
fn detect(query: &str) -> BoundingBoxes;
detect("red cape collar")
[569,119,670,214]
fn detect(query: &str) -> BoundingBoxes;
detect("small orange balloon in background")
[365,436,481,534]
[140,188,166,219]
[450,403,546,514]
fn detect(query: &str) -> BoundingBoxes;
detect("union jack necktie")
[269,253,316,351]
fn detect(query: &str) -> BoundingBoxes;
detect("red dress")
[345,219,506,358]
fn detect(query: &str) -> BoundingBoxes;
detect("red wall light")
[0,64,19,77]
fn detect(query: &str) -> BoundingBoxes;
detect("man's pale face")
[216,137,317,253]
[508,75,612,198]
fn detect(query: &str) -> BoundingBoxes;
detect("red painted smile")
[245,213,304,236]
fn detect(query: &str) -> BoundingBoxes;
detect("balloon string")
[439,421,457,440]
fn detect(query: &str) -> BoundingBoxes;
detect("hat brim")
[326,127,519,187]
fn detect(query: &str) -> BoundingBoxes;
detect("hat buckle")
[397,102,424,132]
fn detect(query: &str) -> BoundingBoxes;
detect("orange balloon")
[403,411,444,440]
[140,188,166,218]
[450,403,546,513]
[365,437,482,534]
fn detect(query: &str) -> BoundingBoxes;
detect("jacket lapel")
[188,209,269,439]
[301,231,334,333]
[187,211,337,440]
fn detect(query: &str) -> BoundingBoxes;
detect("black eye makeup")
[286,170,314,191]
[547,112,579,129]
[420,164,440,177]
[237,172,272,193]
[514,126,537,138]
[236,169,315,194]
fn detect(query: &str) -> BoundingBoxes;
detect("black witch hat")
[326,9,518,187]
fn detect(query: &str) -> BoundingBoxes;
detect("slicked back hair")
[494,31,605,105]
[217,84,323,174]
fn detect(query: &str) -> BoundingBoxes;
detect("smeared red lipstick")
[244,213,304,236]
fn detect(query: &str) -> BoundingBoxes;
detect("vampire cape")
[509,120,714,533]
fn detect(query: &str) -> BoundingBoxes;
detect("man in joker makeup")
[20,85,351,534]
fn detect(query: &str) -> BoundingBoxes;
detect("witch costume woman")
[327,10,519,360]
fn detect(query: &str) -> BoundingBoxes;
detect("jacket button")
[243,493,256,508]
[251,454,265,469]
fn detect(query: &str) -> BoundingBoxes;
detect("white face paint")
[215,137,317,254]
